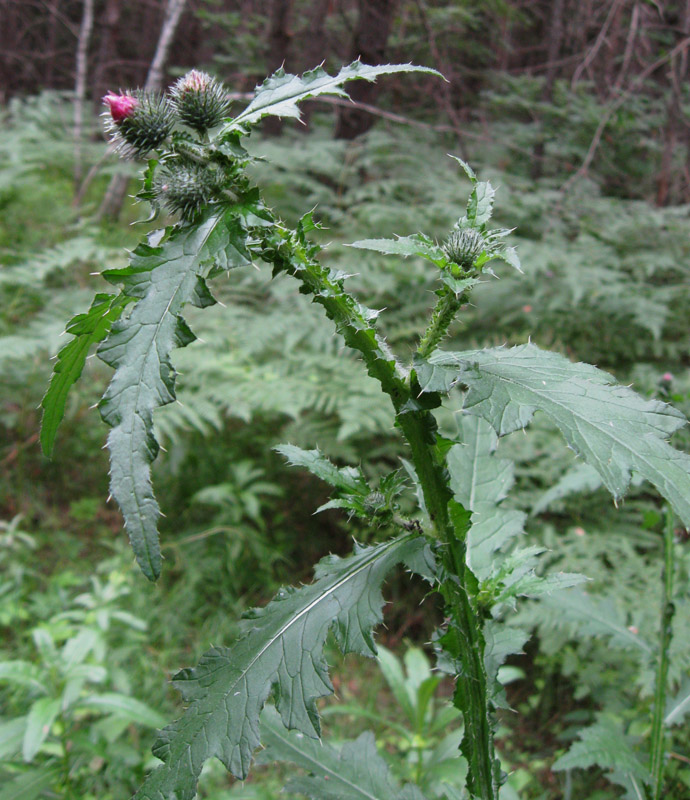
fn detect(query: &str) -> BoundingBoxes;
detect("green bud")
[170,70,231,134]
[442,228,485,270]
[154,163,220,220]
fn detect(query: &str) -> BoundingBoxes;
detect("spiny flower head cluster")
[102,70,231,159]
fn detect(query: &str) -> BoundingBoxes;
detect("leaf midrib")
[170,534,415,764]
[121,214,223,572]
[455,353,683,498]
[266,724,383,800]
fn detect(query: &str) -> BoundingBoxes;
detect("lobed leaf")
[259,705,427,800]
[275,443,368,494]
[226,61,442,131]
[98,207,259,580]
[133,533,425,800]
[347,233,448,268]
[40,293,131,457]
[447,415,526,579]
[421,343,690,526]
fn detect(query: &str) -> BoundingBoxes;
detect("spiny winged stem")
[417,288,467,360]
[649,509,676,800]
[258,224,499,799]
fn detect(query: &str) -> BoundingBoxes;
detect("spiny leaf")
[465,181,495,227]
[259,705,428,800]
[226,61,442,131]
[133,533,425,800]
[347,233,448,268]
[275,443,368,494]
[422,343,690,526]
[40,293,131,458]
[98,207,257,580]
[447,416,526,579]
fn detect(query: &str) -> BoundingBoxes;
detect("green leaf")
[40,293,130,457]
[0,764,61,800]
[133,533,425,799]
[0,661,47,693]
[423,343,690,526]
[259,705,428,800]
[665,677,690,727]
[79,693,167,728]
[23,697,60,761]
[466,181,495,227]
[226,61,442,131]
[552,718,650,784]
[540,589,653,653]
[482,621,529,704]
[0,716,27,760]
[376,646,416,723]
[532,462,604,515]
[447,416,526,579]
[448,155,477,184]
[347,234,448,268]
[97,208,253,580]
[275,444,368,494]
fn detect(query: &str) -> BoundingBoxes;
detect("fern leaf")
[133,533,425,799]
[552,718,650,784]
[226,61,442,131]
[98,209,254,580]
[540,589,653,653]
[447,415,526,579]
[40,293,131,458]
[421,343,690,526]
[259,705,427,800]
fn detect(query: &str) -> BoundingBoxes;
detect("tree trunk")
[98,0,188,221]
[74,0,94,193]
[262,0,294,136]
[92,0,123,101]
[334,0,397,140]
[299,0,331,129]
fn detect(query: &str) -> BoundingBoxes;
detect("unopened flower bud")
[154,163,220,220]
[170,70,230,134]
[103,91,175,158]
[103,91,138,123]
[442,228,485,270]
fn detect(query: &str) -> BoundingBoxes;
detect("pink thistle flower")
[662,372,674,382]
[103,92,138,124]
[178,70,212,93]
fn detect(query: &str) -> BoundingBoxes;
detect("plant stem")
[649,509,676,799]
[263,226,498,799]
[417,289,465,360]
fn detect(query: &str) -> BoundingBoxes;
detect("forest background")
[1,1,690,799]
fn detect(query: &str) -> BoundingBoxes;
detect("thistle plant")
[41,64,690,800]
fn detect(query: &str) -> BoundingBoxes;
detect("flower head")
[170,70,230,134]
[103,91,138,124]
[442,228,485,271]
[102,91,174,159]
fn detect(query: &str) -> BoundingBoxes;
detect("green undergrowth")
[2,89,690,798]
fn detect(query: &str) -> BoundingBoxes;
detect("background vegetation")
[1,1,689,798]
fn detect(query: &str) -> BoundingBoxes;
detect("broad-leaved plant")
[42,64,690,800]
